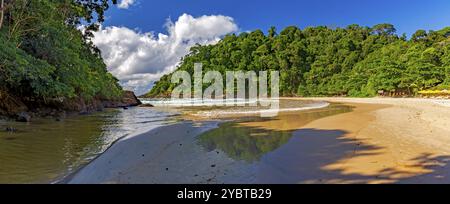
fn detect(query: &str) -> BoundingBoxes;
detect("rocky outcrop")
[0,91,30,121]
[122,91,142,106]
[0,90,142,122]
[62,97,105,114]
[103,91,142,108]
[64,91,142,114]
[16,112,31,122]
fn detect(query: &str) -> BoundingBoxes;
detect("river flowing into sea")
[0,99,348,183]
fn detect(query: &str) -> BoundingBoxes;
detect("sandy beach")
[293,97,450,183]
[67,98,450,184]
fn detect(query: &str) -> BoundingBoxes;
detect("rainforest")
[146,24,450,97]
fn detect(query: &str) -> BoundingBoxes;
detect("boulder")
[121,91,142,107]
[55,111,66,121]
[16,112,31,122]
[101,91,141,109]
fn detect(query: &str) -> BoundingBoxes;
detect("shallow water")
[0,107,174,184]
[143,98,330,118]
[198,104,353,163]
[0,99,349,184]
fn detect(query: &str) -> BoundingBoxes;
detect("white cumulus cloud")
[92,14,238,95]
[118,0,135,9]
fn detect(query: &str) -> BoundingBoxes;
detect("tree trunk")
[0,0,4,30]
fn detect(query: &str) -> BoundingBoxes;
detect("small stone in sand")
[5,127,17,132]
[211,164,216,168]
[16,112,31,122]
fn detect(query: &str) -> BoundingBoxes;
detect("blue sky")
[95,0,450,94]
[106,0,450,36]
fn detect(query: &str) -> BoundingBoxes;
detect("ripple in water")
[0,107,176,184]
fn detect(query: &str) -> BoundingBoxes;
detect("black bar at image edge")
[0,184,447,202]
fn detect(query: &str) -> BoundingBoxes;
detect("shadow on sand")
[199,123,450,184]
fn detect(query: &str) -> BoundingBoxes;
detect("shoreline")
[66,121,227,184]
[293,97,450,183]
[1,105,168,184]
[65,97,450,184]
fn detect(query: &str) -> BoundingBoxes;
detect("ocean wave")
[140,98,278,107]
[191,101,330,118]
[433,100,450,107]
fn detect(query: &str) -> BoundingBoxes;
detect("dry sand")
[67,97,450,184]
[294,97,450,183]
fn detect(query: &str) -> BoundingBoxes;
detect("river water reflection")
[0,108,173,183]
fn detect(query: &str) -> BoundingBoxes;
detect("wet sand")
[67,98,450,184]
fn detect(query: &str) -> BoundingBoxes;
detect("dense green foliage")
[0,0,122,103]
[147,24,450,97]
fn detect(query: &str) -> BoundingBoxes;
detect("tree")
[412,30,427,42]
[372,23,396,36]
[145,24,449,98]
[0,0,122,103]
[0,0,4,29]
[71,0,118,38]
[268,26,277,38]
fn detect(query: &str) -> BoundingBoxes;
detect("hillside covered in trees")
[0,0,139,119]
[146,24,450,98]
